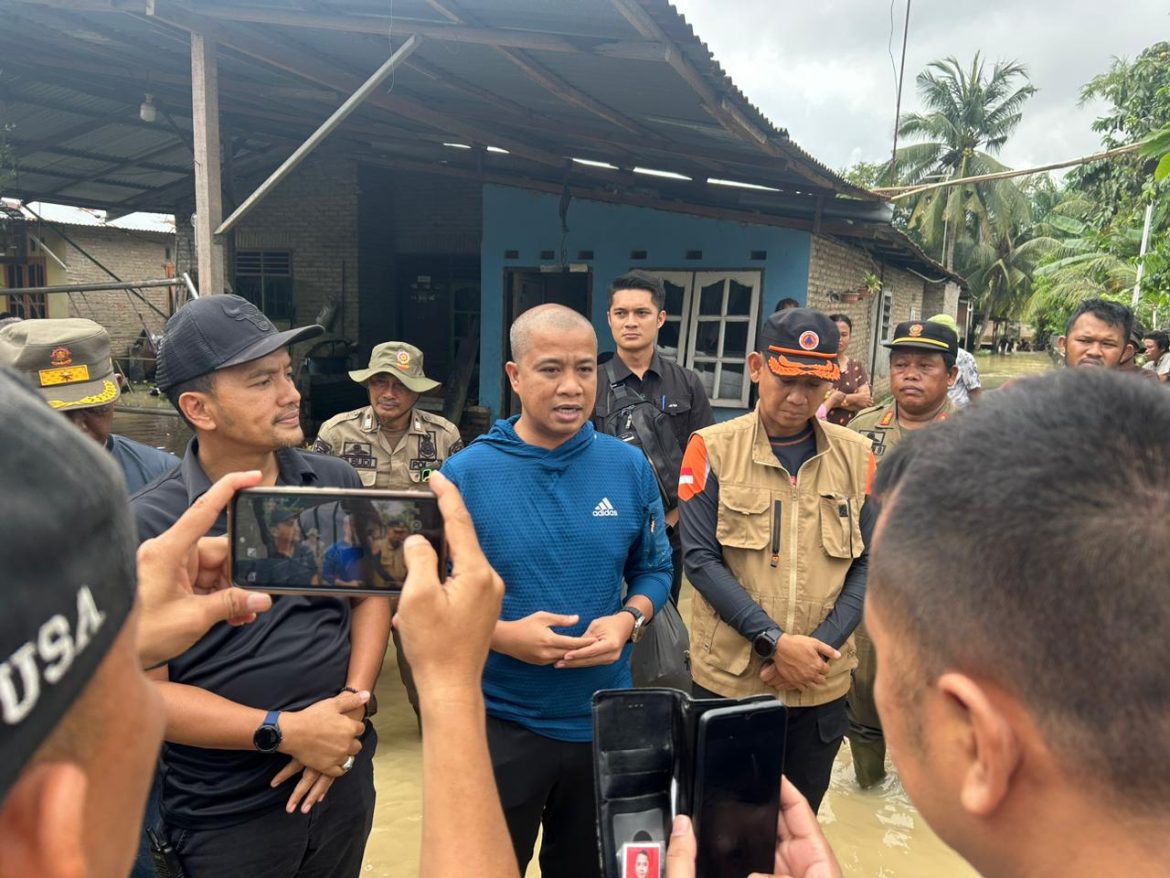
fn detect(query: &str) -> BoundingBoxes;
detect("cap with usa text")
[0,365,137,805]
[757,308,841,382]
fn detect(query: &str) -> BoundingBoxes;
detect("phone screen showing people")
[619,842,663,878]
[230,487,443,596]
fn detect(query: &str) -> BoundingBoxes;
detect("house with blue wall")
[3,0,966,432]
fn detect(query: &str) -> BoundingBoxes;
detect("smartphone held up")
[229,486,444,597]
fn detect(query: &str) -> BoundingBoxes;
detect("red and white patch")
[798,330,820,351]
[678,435,709,502]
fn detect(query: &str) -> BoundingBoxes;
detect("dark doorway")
[501,268,592,417]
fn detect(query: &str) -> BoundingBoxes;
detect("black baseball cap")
[0,365,137,804]
[757,308,841,382]
[884,320,958,359]
[155,295,323,393]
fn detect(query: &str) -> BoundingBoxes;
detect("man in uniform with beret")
[314,341,463,489]
[679,308,877,812]
[845,318,959,788]
[314,340,462,720]
[0,317,177,492]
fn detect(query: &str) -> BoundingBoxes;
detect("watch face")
[254,725,281,752]
[630,621,646,644]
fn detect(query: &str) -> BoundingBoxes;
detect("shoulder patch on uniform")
[312,437,333,455]
[678,434,709,502]
[449,438,464,455]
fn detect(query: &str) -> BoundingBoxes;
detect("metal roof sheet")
[0,0,952,279]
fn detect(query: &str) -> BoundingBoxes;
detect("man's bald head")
[509,304,595,363]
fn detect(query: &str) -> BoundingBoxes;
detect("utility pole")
[889,0,912,182]
[1132,202,1154,307]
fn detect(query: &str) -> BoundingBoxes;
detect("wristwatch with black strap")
[253,709,282,753]
[619,605,647,643]
[752,627,782,660]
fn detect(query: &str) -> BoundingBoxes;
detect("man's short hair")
[1064,298,1133,340]
[509,304,595,362]
[870,369,1170,805]
[1143,330,1170,354]
[774,297,801,312]
[608,271,666,311]
[165,372,216,429]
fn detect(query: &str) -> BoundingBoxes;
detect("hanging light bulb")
[139,93,157,123]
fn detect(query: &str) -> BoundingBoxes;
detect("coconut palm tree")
[894,54,1037,270]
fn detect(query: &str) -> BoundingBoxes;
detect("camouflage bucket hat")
[0,318,121,410]
[349,341,440,393]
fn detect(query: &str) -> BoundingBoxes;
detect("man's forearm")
[156,681,267,748]
[419,690,518,878]
[347,596,392,691]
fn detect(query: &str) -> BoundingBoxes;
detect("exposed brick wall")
[175,154,361,344]
[57,226,175,354]
[806,235,927,399]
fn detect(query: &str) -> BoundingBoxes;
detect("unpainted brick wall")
[806,235,926,399]
[60,226,175,354]
[175,154,362,344]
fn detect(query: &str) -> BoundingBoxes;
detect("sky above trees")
[670,0,1169,173]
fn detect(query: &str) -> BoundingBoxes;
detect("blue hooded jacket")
[442,417,672,741]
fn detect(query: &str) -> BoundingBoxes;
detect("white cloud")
[670,0,1169,174]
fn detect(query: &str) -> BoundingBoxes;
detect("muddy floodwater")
[112,353,1052,877]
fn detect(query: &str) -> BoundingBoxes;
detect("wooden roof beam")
[142,1,568,169]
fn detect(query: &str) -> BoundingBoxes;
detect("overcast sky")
[670,0,1170,175]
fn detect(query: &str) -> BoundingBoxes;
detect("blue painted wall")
[479,184,813,420]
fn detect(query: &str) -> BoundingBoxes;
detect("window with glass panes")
[649,270,762,407]
[235,251,293,322]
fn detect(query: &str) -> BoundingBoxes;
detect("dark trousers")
[846,623,887,788]
[692,682,847,814]
[390,622,420,720]
[163,746,375,878]
[487,715,601,878]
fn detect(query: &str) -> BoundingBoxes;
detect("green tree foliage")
[892,54,1037,272]
[1041,41,1170,329]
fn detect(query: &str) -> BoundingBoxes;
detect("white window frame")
[647,268,762,407]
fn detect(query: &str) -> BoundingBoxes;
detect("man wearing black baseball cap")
[845,318,958,789]
[678,308,877,811]
[131,295,391,877]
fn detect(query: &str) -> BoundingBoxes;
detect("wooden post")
[190,31,225,295]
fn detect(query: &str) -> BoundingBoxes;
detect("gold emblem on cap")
[909,324,924,337]
[50,346,73,367]
[395,350,411,370]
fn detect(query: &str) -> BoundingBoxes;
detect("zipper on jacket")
[844,497,854,557]
[770,500,782,567]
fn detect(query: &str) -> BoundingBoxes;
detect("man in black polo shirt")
[131,295,390,877]
[593,270,715,602]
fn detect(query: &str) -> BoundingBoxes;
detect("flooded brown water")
[114,354,1054,877]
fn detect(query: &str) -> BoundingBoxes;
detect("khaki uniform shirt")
[849,397,956,459]
[313,405,463,488]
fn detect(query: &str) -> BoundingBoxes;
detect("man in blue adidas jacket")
[442,303,672,878]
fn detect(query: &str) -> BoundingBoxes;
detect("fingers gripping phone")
[229,487,444,596]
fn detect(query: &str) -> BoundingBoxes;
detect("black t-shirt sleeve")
[679,435,777,639]
[809,494,877,649]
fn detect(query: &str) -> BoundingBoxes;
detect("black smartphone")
[692,701,787,878]
[229,486,444,596]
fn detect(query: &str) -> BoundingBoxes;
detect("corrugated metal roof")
[0,0,952,278]
[4,199,175,234]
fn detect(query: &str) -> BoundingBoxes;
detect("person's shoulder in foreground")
[669,368,1170,878]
